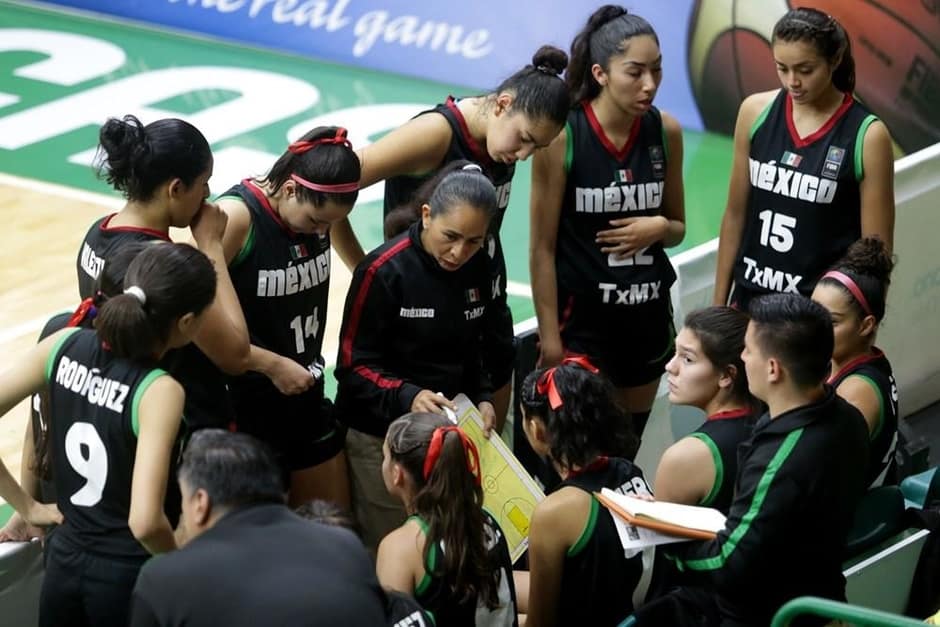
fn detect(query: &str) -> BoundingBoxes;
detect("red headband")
[287,128,359,193]
[536,355,600,410]
[822,270,873,317]
[422,426,481,486]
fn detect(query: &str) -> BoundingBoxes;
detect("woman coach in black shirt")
[335,161,497,551]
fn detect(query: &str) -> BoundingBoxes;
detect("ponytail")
[387,413,499,609]
[567,5,659,103]
[772,8,856,93]
[493,45,570,126]
[96,243,216,360]
[96,115,211,201]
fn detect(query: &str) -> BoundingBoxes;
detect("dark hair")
[818,237,894,323]
[748,294,833,388]
[95,243,216,361]
[96,115,212,202]
[261,126,360,208]
[521,362,639,466]
[493,45,570,126]
[427,165,497,220]
[294,499,358,536]
[684,306,757,408]
[567,5,659,103]
[386,412,499,610]
[772,8,856,93]
[384,160,482,239]
[66,242,151,328]
[178,429,286,509]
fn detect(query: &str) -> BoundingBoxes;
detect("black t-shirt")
[556,457,654,625]
[46,328,168,558]
[557,101,677,308]
[734,90,878,296]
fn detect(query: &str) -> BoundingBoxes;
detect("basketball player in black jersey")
[656,307,758,514]
[714,8,895,309]
[77,115,250,432]
[517,357,651,626]
[0,243,217,627]
[531,6,686,438]
[378,412,517,626]
[813,238,899,487]
[332,46,570,436]
[213,127,360,508]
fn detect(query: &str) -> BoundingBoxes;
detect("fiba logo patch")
[649,145,665,179]
[822,146,845,180]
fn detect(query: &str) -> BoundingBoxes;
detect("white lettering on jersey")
[742,256,802,293]
[598,281,662,305]
[55,355,130,413]
[748,158,838,203]
[464,305,485,321]
[399,307,436,319]
[494,180,512,211]
[575,181,664,213]
[256,250,330,297]
[79,242,104,280]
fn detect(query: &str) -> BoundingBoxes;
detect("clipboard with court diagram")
[454,395,546,563]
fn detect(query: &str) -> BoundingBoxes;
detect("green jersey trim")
[44,327,81,383]
[131,369,169,438]
[230,220,256,268]
[847,373,885,440]
[567,495,599,557]
[749,98,775,141]
[854,115,878,181]
[689,432,724,508]
[564,120,574,173]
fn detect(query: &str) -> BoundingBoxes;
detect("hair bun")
[588,4,628,31]
[532,45,569,76]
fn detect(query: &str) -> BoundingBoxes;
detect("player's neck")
[796,85,844,116]
[704,393,747,418]
[458,96,490,145]
[591,94,637,139]
[114,201,171,234]
[767,384,826,419]
[830,346,876,378]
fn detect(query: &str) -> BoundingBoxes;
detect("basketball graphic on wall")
[687,0,940,154]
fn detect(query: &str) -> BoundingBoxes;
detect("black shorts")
[229,376,345,472]
[40,531,146,627]
[728,282,766,312]
[482,233,516,388]
[558,291,675,388]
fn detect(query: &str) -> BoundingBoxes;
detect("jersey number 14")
[289,308,320,355]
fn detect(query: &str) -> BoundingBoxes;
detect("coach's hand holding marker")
[478,400,497,439]
[411,390,457,416]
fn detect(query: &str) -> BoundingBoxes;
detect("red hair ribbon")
[288,127,353,154]
[536,355,600,410]
[66,297,97,328]
[422,426,482,486]
[822,270,873,317]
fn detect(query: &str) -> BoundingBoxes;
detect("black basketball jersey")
[828,348,899,488]
[383,96,515,235]
[688,408,758,514]
[46,328,167,559]
[222,181,331,376]
[735,90,879,296]
[556,457,653,625]
[76,214,169,299]
[557,102,677,308]
[410,510,517,627]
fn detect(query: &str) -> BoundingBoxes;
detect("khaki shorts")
[345,428,407,554]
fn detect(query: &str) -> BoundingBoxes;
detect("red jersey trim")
[100,214,170,241]
[444,96,492,167]
[582,100,642,162]
[707,407,753,422]
[827,348,886,385]
[339,237,413,390]
[786,91,854,148]
[242,179,297,238]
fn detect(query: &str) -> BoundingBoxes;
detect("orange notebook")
[594,490,722,541]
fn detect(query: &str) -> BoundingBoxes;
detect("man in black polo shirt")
[636,294,870,626]
[129,430,387,627]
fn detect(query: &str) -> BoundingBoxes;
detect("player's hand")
[479,401,498,439]
[411,390,456,415]
[268,356,315,395]
[23,501,63,529]
[190,201,228,248]
[0,511,45,542]
[596,215,668,259]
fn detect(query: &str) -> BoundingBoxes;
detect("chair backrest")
[845,486,906,560]
[900,467,939,509]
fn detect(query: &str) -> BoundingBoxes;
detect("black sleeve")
[128,574,162,627]
[335,267,421,418]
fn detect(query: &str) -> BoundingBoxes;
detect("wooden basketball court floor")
[0,173,354,485]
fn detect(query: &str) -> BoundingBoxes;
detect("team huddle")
[0,4,898,627]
